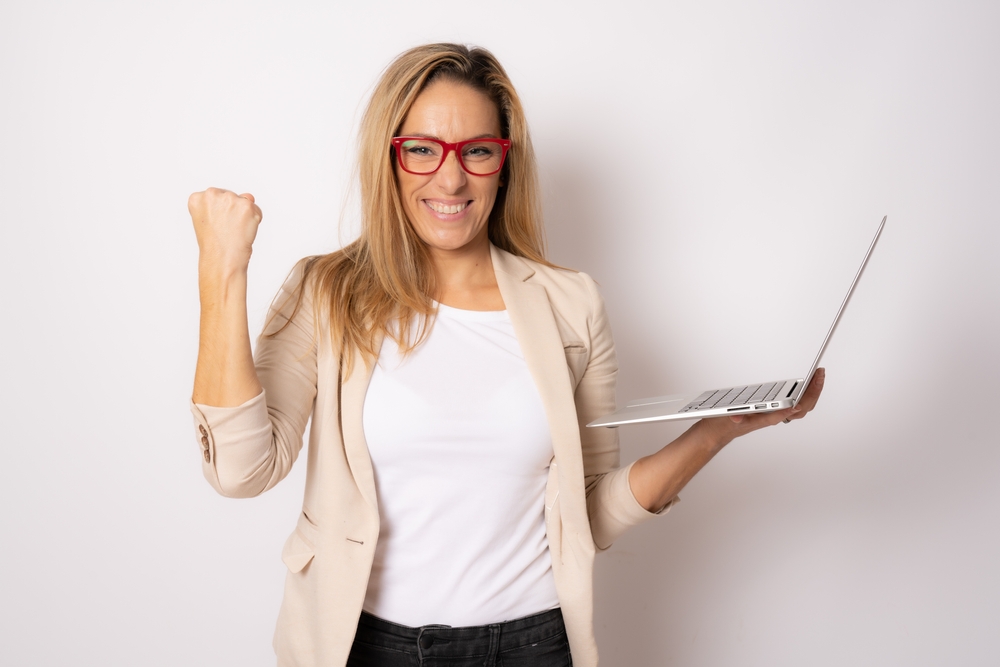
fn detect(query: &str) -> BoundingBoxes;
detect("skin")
[628,368,823,512]
[189,187,263,408]
[188,79,824,510]
[394,78,507,311]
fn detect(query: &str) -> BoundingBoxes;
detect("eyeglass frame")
[391,136,512,176]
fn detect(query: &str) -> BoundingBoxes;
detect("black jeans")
[346,608,573,667]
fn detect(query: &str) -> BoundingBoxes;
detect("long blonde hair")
[296,44,552,375]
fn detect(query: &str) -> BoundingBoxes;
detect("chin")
[418,224,488,252]
[426,238,476,252]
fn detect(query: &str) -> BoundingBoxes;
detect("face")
[395,78,504,257]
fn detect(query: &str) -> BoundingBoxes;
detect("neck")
[428,236,505,311]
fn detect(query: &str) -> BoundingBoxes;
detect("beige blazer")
[191,245,671,667]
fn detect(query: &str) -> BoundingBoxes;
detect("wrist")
[199,253,249,284]
[198,259,249,309]
[691,417,735,454]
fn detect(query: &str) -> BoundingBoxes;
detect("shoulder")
[490,245,603,317]
[261,256,322,336]
[277,255,323,305]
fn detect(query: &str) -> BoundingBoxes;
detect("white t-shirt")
[361,303,559,627]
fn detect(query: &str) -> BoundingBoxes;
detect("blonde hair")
[298,43,552,376]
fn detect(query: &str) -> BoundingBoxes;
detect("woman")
[188,43,822,667]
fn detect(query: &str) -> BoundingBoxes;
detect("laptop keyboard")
[679,381,786,413]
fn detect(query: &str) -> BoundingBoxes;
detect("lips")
[424,200,469,215]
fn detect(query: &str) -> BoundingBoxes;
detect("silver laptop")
[588,215,886,428]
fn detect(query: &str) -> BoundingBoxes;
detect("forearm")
[627,418,733,513]
[192,261,262,407]
[627,370,824,512]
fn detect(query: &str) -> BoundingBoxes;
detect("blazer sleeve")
[575,273,676,550]
[190,257,319,498]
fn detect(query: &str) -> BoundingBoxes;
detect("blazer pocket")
[281,512,317,574]
[563,342,589,387]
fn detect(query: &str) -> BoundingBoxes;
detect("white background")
[2,1,998,665]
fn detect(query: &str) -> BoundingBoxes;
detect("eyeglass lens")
[397,139,504,175]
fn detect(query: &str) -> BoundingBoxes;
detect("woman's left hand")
[628,368,826,512]
[705,367,826,443]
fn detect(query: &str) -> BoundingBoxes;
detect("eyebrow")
[403,133,502,140]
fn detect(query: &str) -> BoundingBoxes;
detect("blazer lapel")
[491,246,585,486]
[338,248,587,519]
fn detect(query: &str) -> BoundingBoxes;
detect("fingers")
[777,406,803,424]
[188,187,228,218]
[236,193,262,222]
[726,370,826,430]
[730,405,799,426]
[795,367,825,413]
[188,188,262,220]
[777,367,826,426]
[188,188,264,268]
[806,367,825,389]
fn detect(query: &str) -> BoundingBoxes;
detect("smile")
[425,200,469,215]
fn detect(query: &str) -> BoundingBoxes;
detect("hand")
[700,367,826,444]
[188,187,263,273]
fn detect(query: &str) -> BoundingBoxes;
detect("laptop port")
[754,404,766,409]
[771,402,778,408]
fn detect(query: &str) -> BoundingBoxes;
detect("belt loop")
[484,623,501,666]
[416,627,425,665]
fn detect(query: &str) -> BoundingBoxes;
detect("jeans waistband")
[354,607,567,661]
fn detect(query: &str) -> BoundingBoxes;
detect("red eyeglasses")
[391,137,511,176]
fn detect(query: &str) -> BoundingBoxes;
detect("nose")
[433,148,468,193]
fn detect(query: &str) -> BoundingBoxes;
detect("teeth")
[427,201,467,214]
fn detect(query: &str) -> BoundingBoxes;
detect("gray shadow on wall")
[540,152,674,388]
[540,150,680,404]
[540,154,704,660]
[541,157,686,662]
[537,152,936,664]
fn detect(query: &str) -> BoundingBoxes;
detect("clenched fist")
[188,187,263,273]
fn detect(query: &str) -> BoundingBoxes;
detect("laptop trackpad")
[626,395,687,408]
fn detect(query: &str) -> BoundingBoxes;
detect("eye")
[400,140,441,158]
[462,142,499,159]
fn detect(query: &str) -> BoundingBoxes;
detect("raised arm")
[189,188,264,407]
[188,189,319,498]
